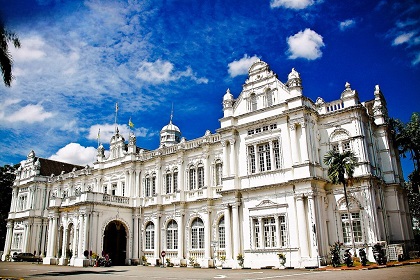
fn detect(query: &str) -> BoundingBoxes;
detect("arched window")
[145,222,155,250]
[151,173,156,196]
[191,218,204,249]
[218,217,225,249]
[189,166,196,190]
[250,93,257,111]
[173,169,178,192]
[145,175,151,197]
[165,170,172,194]
[266,90,273,107]
[166,220,178,250]
[330,129,352,153]
[197,163,204,189]
[338,197,363,244]
[215,161,223,186]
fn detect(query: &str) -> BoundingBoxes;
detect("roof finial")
[170,103,174,124]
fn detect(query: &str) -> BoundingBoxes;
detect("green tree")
[1,19,21,87]
[324,150,357,254]
[0,164,17,250]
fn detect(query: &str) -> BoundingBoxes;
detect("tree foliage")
[0,19,21,87]
[323,150,357,188]
[0,164,17,250]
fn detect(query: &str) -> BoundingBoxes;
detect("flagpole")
[115,102,119,133]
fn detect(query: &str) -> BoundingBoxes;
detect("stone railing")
[103,194,129,204]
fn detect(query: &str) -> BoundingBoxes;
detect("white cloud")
[339,19,356,31]
[270,0,316,10]
[286,28,325,60]
[393,32,416,46]
[0,99,54,124]
[11,36,46,62]
[228,54,260,77]
[136,59,207,84]
[412,52,420,66]
[49,143,97,166]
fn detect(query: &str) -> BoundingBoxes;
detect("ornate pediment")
[250,199,288,211]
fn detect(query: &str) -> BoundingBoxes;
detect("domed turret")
[160,115,181,147]
[286,68,302,96]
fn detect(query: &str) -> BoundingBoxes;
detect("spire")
[170,103,174,124]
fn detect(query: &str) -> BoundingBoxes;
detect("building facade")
[2,60,413,268]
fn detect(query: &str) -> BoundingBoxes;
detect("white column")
[133,214,139,259]
[232,202,240,258]
[289,123,299,164]
[307,195,318,257]
[296,195,309,257]
[71,216,78,259]
[46,217,54,257]
[275,215,281,248]
[229,139,236,176]
[178,213,184,260]
[300,122,309,162]
[2,222,14,260]
[154,216,160,259]
[224,206,232,260]
[77,214,84,258]
[82,214,89,253]
[222,141,229,176]
[204,211,211,259]
[61,224,68,260]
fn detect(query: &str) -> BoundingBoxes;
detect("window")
[104,185,108,195]
[279,215,287,247]
[18,195,28,211]
[270,124,277,130]
[145,222,155,250]
[341,212,363,244]
[215,162,223,186]
[263,218,277,247]
[121,182,125,196]
[343,141,351,152]
[253,216,288,249]
[248,146,256,173]
[111,183,117,196]
[152,174,156,195]
[266,91,273,107]
[189,167,196,190]
[12,232,23,249]
[145,176,150,197]
[173,170,178,192]
[166,172,172,194]
[218,218,225,249]
[254,219,260,248]
[197,164,204,189]
[250,93,257,111]
[166,220,178,250]
[258,143,271,172]
[191,218,204,249]
[273,140,281,169]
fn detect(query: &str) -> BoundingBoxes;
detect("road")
[0,262,419,280]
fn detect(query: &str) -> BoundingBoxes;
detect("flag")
[128,118,134,128]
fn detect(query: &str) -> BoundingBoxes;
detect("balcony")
[49,192,131,208]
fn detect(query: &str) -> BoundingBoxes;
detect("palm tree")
[0,20,21,87]
[324,150,358,255]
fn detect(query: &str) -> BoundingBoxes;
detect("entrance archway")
[103,220,127,265]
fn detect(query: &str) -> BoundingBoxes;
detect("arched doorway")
[103,220,127,265]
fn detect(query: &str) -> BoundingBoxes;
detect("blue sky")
[0,0,419,177]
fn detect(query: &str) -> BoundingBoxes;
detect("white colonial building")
[2,60,413,268]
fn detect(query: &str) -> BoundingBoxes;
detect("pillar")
[222,141,229,176]
[229,139,236,176]
[133,214,139,260]
[224,206,232,260]
[204,211,211,259]
[296,195,309,257]
[2,221,14,260]
[77,214,84,258]
[232,202,240,258]
[154,216,160,259]
[300,121,309,162]
[178,213,184,260]
[289,123,299,164]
